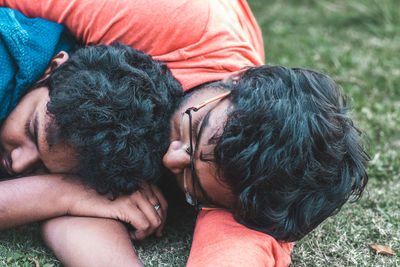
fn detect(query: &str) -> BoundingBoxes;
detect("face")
[0,87,77,177]
[162,87,235,208]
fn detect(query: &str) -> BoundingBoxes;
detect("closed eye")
[24,114,39,148]
[24,118,33,141]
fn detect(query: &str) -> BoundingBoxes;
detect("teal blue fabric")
[0,8,77,122]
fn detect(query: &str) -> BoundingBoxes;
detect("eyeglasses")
[180,91,231,210]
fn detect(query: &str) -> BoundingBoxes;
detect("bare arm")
[42,217,143,267]
[0,174,84,229]
[0,175,167,240]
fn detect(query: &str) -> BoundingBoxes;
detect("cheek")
[198,165,234,207]
[41,145,78,173]
[176,172,186,194]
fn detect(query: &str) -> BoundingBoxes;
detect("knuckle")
[142,222,150,231]
[135,232,144,241]
[155,217,162,226]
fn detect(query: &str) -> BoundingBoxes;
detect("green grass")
[1,0,399,266]
[249,0,400,266]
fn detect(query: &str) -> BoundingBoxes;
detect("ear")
[222,67,250,84]
[39,51,70,81]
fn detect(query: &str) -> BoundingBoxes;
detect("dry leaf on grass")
[27,257,40,267]
[370,244,396,255]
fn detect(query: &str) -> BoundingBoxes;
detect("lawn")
[1,0,399,266]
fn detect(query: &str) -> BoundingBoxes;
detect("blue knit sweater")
[0,8,76,122]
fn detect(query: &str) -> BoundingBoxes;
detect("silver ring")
[154,204,161,211]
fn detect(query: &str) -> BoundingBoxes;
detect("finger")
[125,206,153,241]
[140,183,164,220]
[138,183,167,237]
[150,184,168,215]
[140,183,159,205]
[135,195,162,235]
[150,184,168,237]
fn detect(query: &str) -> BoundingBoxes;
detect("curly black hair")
[39,43,182,197]
[213,66,369,242]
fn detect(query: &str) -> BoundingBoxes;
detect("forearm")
[0,174,85,230]
[0,173,168,242]
[42,216,143,267]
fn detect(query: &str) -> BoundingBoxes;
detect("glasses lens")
[187,110,198,207]
[181,111,198,207]
[185,109,214,208]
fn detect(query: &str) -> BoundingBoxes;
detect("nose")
[11,145,41,174]
[162,141,191,175]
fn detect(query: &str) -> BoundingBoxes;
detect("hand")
[125,183,168,241]
[67,182,168,241]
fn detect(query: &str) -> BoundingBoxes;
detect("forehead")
[196,98,231,147]
[177,87,219,110]
[175,87,231,119]
[1,87,48,128]
[178,88,231,137]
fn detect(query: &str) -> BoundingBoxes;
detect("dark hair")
[214,66,369,242]
[39,43,182,197]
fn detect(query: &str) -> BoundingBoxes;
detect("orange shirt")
[188,209,293,267]
[0,0,264,91]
